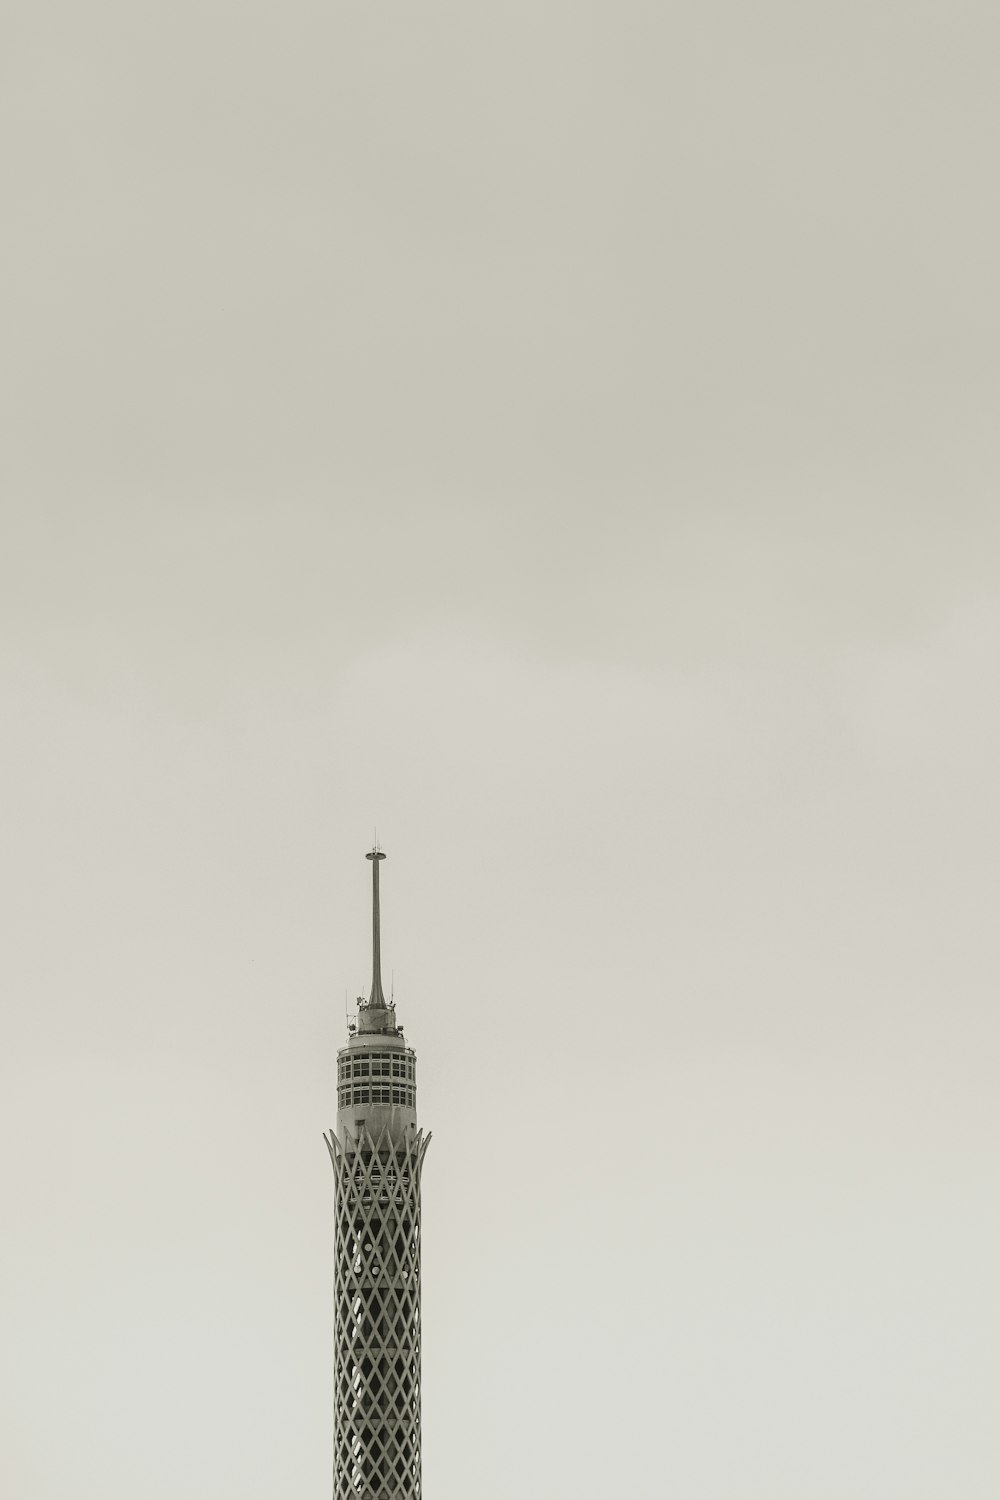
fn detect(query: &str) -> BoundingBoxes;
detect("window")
[358,1087,370,1104]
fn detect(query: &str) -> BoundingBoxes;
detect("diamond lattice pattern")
[326,1127,431,1500]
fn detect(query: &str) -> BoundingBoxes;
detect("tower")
[324,850,431,1500]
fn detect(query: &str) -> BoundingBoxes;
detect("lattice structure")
[325,1124,431,1500]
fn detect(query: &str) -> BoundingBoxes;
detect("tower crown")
[337,848,416,1144]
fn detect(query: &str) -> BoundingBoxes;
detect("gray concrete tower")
[324,850,431,1500]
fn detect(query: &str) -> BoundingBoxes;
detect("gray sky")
[3,3,999,1496]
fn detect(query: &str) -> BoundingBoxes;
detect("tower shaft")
[325,850,430,1500]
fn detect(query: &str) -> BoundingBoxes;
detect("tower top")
[359,845,393,1027]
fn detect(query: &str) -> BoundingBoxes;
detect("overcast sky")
[3,3,1000,1497]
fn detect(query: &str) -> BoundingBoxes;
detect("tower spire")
[365,845,387,1008]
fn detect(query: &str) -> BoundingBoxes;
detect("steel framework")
[325,1124,431,1500]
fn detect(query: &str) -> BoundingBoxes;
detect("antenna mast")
[365,845,387,1008]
